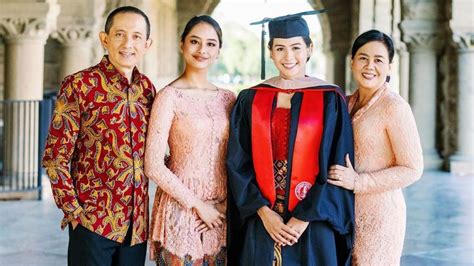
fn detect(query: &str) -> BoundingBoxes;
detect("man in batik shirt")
[42,6,154,265]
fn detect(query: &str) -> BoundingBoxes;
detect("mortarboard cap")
[250,9,326,79]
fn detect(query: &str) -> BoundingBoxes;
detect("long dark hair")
[181,15,223,48]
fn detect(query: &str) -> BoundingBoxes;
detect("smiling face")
[99,12,152,77]
[270,37,313,80]
[351,41,391,91]
[180,22,220,71]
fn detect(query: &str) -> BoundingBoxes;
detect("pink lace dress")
[144,86,236,264]
[349,85,423,265]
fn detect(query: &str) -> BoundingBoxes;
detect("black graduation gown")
[226,84,355,266]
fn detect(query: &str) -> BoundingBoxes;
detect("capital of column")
[452,32,474,52]
[400,20,447,52]
[51,26,94,46]
[0,1,60,43]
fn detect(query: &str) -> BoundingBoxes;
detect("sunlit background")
[209,0,325,91]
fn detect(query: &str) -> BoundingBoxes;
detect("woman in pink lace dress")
[144,16,235,265]
[328,30,424,265]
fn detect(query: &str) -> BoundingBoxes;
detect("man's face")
[99,12,152,76]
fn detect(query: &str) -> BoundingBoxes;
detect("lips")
[119,51,135,58]
[362,72,376,80]
[282,63,297,69]
[193,55,209,62]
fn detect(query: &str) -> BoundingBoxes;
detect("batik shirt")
[42,56,155,245]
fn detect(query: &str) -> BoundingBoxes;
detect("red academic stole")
[251,87,325,211]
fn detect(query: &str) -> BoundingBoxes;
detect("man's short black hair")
[104,6,151,39]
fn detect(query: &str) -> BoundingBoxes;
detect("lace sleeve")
[144,87,199,209]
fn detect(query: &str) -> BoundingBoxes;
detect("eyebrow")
[358,52,386,58]
[114,29,144,35]
[274,43,304,47]
[189,35,218,42]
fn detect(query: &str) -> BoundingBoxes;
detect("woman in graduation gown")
[226,11,355,266]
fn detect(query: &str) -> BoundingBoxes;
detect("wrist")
[257,205,270,217]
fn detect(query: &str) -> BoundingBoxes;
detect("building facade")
[0,0,472,174]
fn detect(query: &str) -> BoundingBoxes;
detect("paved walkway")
[0,171,472,265]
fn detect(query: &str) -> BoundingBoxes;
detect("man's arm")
[42,75,83,227]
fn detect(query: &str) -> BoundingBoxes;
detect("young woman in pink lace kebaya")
[327,30,424,265]
[144,15,235,265]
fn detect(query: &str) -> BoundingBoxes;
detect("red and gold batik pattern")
[42,56,155,245]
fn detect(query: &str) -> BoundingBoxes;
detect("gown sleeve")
[354,97,423,194]
[226,90,270,223]
[291,91,355,235]
[144,87,200,210]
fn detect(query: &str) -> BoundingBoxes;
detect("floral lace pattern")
[348,85,423,265]
[145,86,236,260]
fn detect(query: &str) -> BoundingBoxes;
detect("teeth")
[283,63,296,68]
[362,73,375,79]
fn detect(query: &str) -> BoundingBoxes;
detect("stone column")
[0,1,59,100]
[325,43,351,90]
[51,0,104,80]
[401,20,444,170]
[0,0,59,191]
[450,32,474,175]
[397,44,410,101]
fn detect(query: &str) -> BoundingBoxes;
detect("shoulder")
[60,67,96,95]
[236,88,257,101]
[218,88,237,102]
[381,90,412,114]
[138,73,155,90]
[155,85,177,102]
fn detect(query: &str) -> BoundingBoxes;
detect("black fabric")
[226,84,355,266]
[68,224,146,266]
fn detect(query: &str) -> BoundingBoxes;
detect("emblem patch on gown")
[295,181,312,200]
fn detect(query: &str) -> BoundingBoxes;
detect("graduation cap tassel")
[261,24,266,80]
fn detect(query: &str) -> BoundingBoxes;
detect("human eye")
[276,47,284,52]
[190,39,199,44]
[375,58,384,64]
[114,32,124,38]
[133,34,142,40]
[207,42,216,47]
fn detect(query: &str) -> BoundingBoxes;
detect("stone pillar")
[51,0,104,80]
[153,0,179,88]
[325,43,351,90]
[398,44,410,101]
[0,1,59,100]
[449,33,474,175]
[0,0,59,188]
[401,20,444,170]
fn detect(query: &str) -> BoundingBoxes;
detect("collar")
[262,76,335,89]
[98,55,142,85]
[349,83,389,122]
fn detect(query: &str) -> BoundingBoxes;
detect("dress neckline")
[168,85,220,102]
[349,84,388,122]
